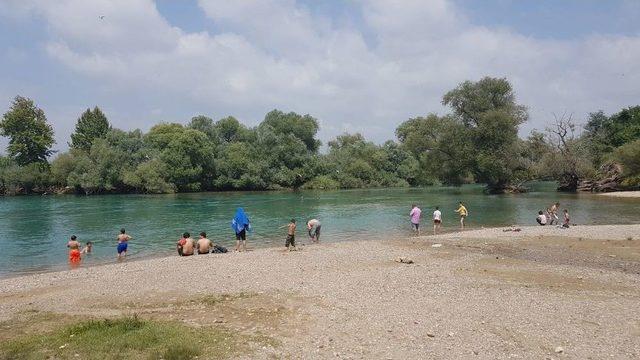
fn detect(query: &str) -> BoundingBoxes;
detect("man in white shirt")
[433,206,442,235]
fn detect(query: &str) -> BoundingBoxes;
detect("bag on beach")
[212,245,228,253]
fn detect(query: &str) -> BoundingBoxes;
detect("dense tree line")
[1,77,638,195]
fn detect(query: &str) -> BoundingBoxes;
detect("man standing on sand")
[433,206,442,235]
[410,204,422,235]
[196,232,213,254]
[454,201,468,229]
[307,218,321,243]
[177,232,195,256]
[117,228,132,260]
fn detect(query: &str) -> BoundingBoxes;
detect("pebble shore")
[1,224,639,359]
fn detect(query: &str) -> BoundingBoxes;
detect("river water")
[0,183,638,277]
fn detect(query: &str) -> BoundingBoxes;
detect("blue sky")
[1,0,639,153]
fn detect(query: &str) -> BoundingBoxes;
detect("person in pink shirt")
[410,204,422,236]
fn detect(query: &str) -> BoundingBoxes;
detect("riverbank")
[598,191,640,198]
[1,225,639,359]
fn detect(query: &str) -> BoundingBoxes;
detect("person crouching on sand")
[536,211,547,226]
[67,235,81,264]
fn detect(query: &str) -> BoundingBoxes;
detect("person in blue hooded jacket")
[231,207,251,252]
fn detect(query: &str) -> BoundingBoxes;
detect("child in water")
[80,241,93,254]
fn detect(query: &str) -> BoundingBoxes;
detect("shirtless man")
[177,232,195,256]
[67,235,82,264]
[281,219,297,251]
[196,232,213,254]
[307,219,321,243]
[117,228,132,260]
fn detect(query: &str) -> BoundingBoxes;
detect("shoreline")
[598,190,640,198]
[1,224,637,281]
[1,223,639,358]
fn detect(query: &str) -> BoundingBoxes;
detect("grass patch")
[0,315,243,360]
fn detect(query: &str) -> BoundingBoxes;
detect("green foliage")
[302,175,340,190]
[441,77,528,191]
[70,107,110,151]
[0,158,50,194]
[613,139,640,187]
[0,96,55,165]
[585,106,640,165]
[260,110,321,152]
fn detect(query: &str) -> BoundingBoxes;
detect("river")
[0,183,638,277]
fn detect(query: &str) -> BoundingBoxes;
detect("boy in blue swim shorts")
[117,228,132,260]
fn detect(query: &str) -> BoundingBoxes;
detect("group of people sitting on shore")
[409,201,468,236]
[536,202,570,228]
[66,207,323,263]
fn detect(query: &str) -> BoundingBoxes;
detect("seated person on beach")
[177,232,195,256]
[67,235,82,263]
[307,218,321,243]
[536,211,547,226]
[281,219,297,251]
[562,209,570,228]
[196,232,213,254]
[80,241,93,254]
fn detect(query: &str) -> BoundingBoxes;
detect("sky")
[0,0,639,153]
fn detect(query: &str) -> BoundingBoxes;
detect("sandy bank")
[1,224,639,359]
[598,191,640,198]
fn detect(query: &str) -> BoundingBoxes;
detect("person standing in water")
[282,219,297,251]
[307,218,321,243]
[410,204,422,235]
[454,201,468,229]
[117,228,132,260]
[232,208,250,252]
[433,206,442,235]
[67,235,82,264]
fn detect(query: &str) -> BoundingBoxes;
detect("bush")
[302,175,340,190]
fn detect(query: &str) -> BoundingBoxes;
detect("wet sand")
[1,225,639,359]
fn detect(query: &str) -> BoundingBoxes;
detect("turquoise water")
[0,183,638,277]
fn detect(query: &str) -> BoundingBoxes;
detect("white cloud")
[1,0,639,148]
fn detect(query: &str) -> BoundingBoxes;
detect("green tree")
[260,110,321,152]
[613,139,640,187]
[69,107,110,151]
[0,96,55,165]
[584,106,640,165]
[442,77,528,192]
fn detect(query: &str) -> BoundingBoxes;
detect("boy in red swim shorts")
[67,235,81,264]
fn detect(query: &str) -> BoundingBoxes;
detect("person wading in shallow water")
[454,201,468,230]
[117,228,132,260]
[67,235,81,265]
[410,204,422,236]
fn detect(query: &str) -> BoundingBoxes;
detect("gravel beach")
[1,224,639,359]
